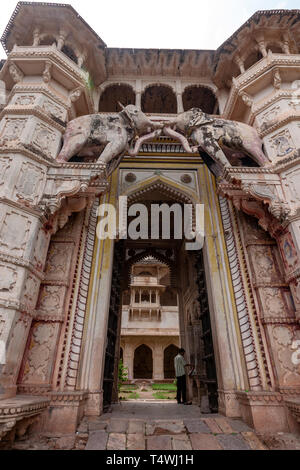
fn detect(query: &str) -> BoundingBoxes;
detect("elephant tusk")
[163,126,195,153]
[127,129,162,156]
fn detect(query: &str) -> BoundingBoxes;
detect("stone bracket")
[218,165,296,236]
[39,162,109,217]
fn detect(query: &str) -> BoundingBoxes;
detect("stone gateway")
[0,2,300,449]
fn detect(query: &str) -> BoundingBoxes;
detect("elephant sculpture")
[164,108,271,176]
[56,103,162,165]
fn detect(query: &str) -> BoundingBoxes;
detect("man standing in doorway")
[174,348,192,405]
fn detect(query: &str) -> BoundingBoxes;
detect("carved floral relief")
[36,285,66,317]
[260,287,286,317]
[271,325,300,386]
[14,95,36,106]
[0,118,27,147]
[0,265,18,296]
[14,162,46,204]
[44,242,72,281]
[23,274,40,309]
[0,210,31,256]
[31,122,58,158]
[249,245,278,283]
[41,99,66,121]
[22,322,57,384]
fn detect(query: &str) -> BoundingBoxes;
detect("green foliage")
[128,392,140,399]
[118,359,128,391]
[151,383,177,391]
[152,391,176,400]
[81,67,95,93]
[120,384,137,391]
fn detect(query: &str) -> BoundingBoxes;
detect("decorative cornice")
[0,299,36,318]
[253,282,288,288]
[0,395,50,422]
[8,48,87,86]
[50,391,88,405]
[259,112,300,138]
[0,196,46,220]
[0,251,45,281]
[0,106,66,133]
[10,83,69,109]
[0,144,55,166]
[260,316,298,325]
[236,390,284,405]
[285,398,300,422]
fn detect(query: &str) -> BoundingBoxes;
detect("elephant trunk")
[128,129,162,156]
[163,126,196,154]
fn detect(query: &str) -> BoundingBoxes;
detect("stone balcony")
[224,53,300,118]
[0,395,50,441]
[130,276,162,287]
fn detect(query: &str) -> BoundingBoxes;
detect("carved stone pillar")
[123,342,134,381]
[135,80,141,110]
[0,40,102,400]
[234,55,245,74]
[153,344,164,381]
[176,93,184,114]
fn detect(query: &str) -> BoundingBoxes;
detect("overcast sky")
[0,0,299,58]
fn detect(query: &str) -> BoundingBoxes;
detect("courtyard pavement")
[83,401,267,450]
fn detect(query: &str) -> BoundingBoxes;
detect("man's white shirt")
[174,353,186,377]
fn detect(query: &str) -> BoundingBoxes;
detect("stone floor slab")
[214,417,235,434]
[107,419,128,433]
[146,421,185,435]
[147,435,172,450]
[172,434,192,450]
[107,433,126,450]
[88,421,108,432]
[202,418,223,434]
[128,420,145,434]
[241,432,267,450]
[216,433,251,450]
[190,433,222,450]
[127,434,145,450]
[85,430,108,450]
[184,419,211,433]
[228,418,253,433]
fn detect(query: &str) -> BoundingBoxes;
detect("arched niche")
[99,84,135,112]
[39,35,57,46]
[141,84,177,113]
[266,43,283,53]
[161,287,177,306]
[61,44,78,64]
[244,50,263,70]
[164,344,178,379]
[182,85,218,114]
[133,344,153,379]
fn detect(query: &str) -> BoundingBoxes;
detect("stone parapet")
[0,395,50,440]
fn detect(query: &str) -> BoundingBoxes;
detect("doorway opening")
[102,182,219,412]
